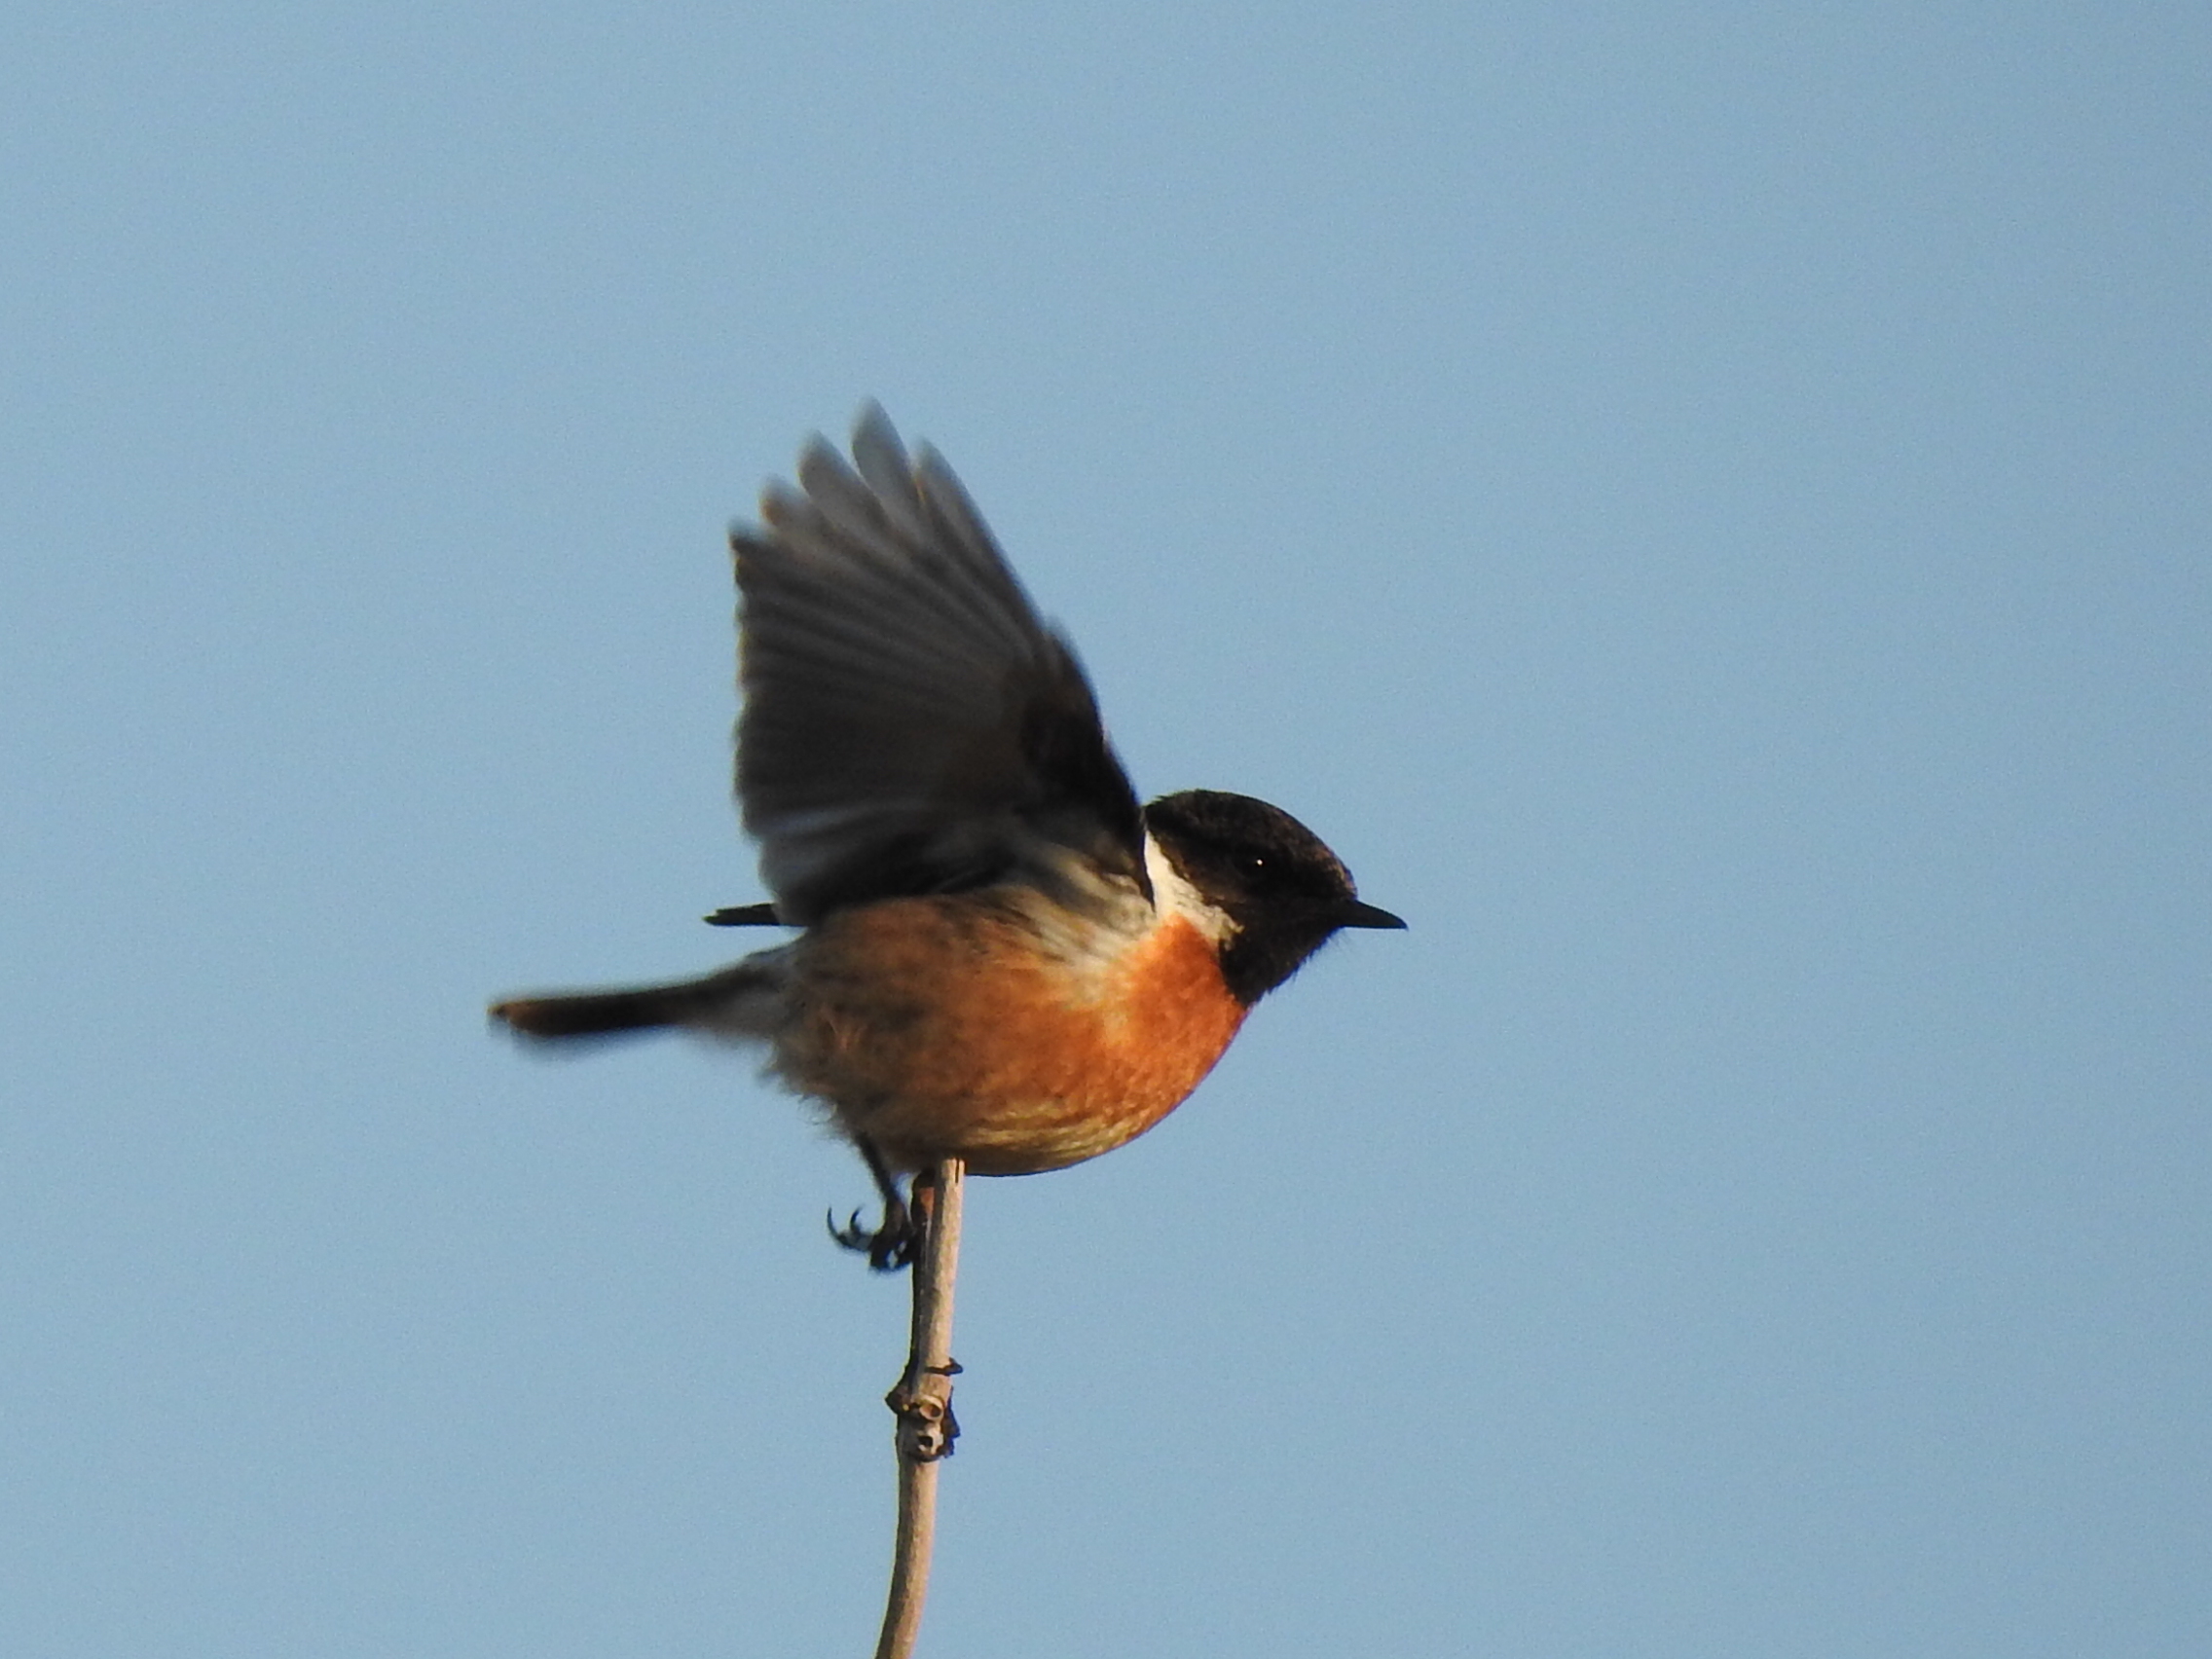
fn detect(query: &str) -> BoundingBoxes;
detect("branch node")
[886,1366,961,1463]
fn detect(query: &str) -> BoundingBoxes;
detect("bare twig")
[872,1159,965,1659]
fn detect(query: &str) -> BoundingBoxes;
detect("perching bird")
[491,408,1402,1267]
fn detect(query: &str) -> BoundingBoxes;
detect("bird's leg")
[829,1136,920,1271]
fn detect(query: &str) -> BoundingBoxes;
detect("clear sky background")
[4,5,2206,1656]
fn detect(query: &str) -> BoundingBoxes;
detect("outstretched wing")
[732,406,1145,924]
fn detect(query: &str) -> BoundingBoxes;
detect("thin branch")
[872,1159,966,1659]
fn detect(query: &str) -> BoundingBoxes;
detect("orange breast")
[772,898,1247,1175]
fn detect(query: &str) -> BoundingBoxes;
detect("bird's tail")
[490,960,781,1043]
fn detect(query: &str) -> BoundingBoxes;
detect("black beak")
[1336,899,1407,931]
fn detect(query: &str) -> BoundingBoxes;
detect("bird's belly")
[773,900,1247,1175]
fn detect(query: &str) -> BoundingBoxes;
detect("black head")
[1142,789,1404,1005]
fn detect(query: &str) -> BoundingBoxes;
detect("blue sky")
[4,4,2206,1655]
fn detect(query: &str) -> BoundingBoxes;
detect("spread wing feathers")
[732,405,1144,924]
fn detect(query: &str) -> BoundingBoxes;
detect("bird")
[490,407,1403,1268]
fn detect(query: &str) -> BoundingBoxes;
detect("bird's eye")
[1239,853,1268,876]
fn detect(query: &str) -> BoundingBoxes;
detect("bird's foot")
[829,1198,918,1272]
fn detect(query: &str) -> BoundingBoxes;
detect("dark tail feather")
[490,962,775,1042]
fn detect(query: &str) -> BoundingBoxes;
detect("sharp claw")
[829,1201,917,1269]
[826,1196,920,1271]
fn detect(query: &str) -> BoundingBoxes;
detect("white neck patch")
[1145,832,1238,944]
